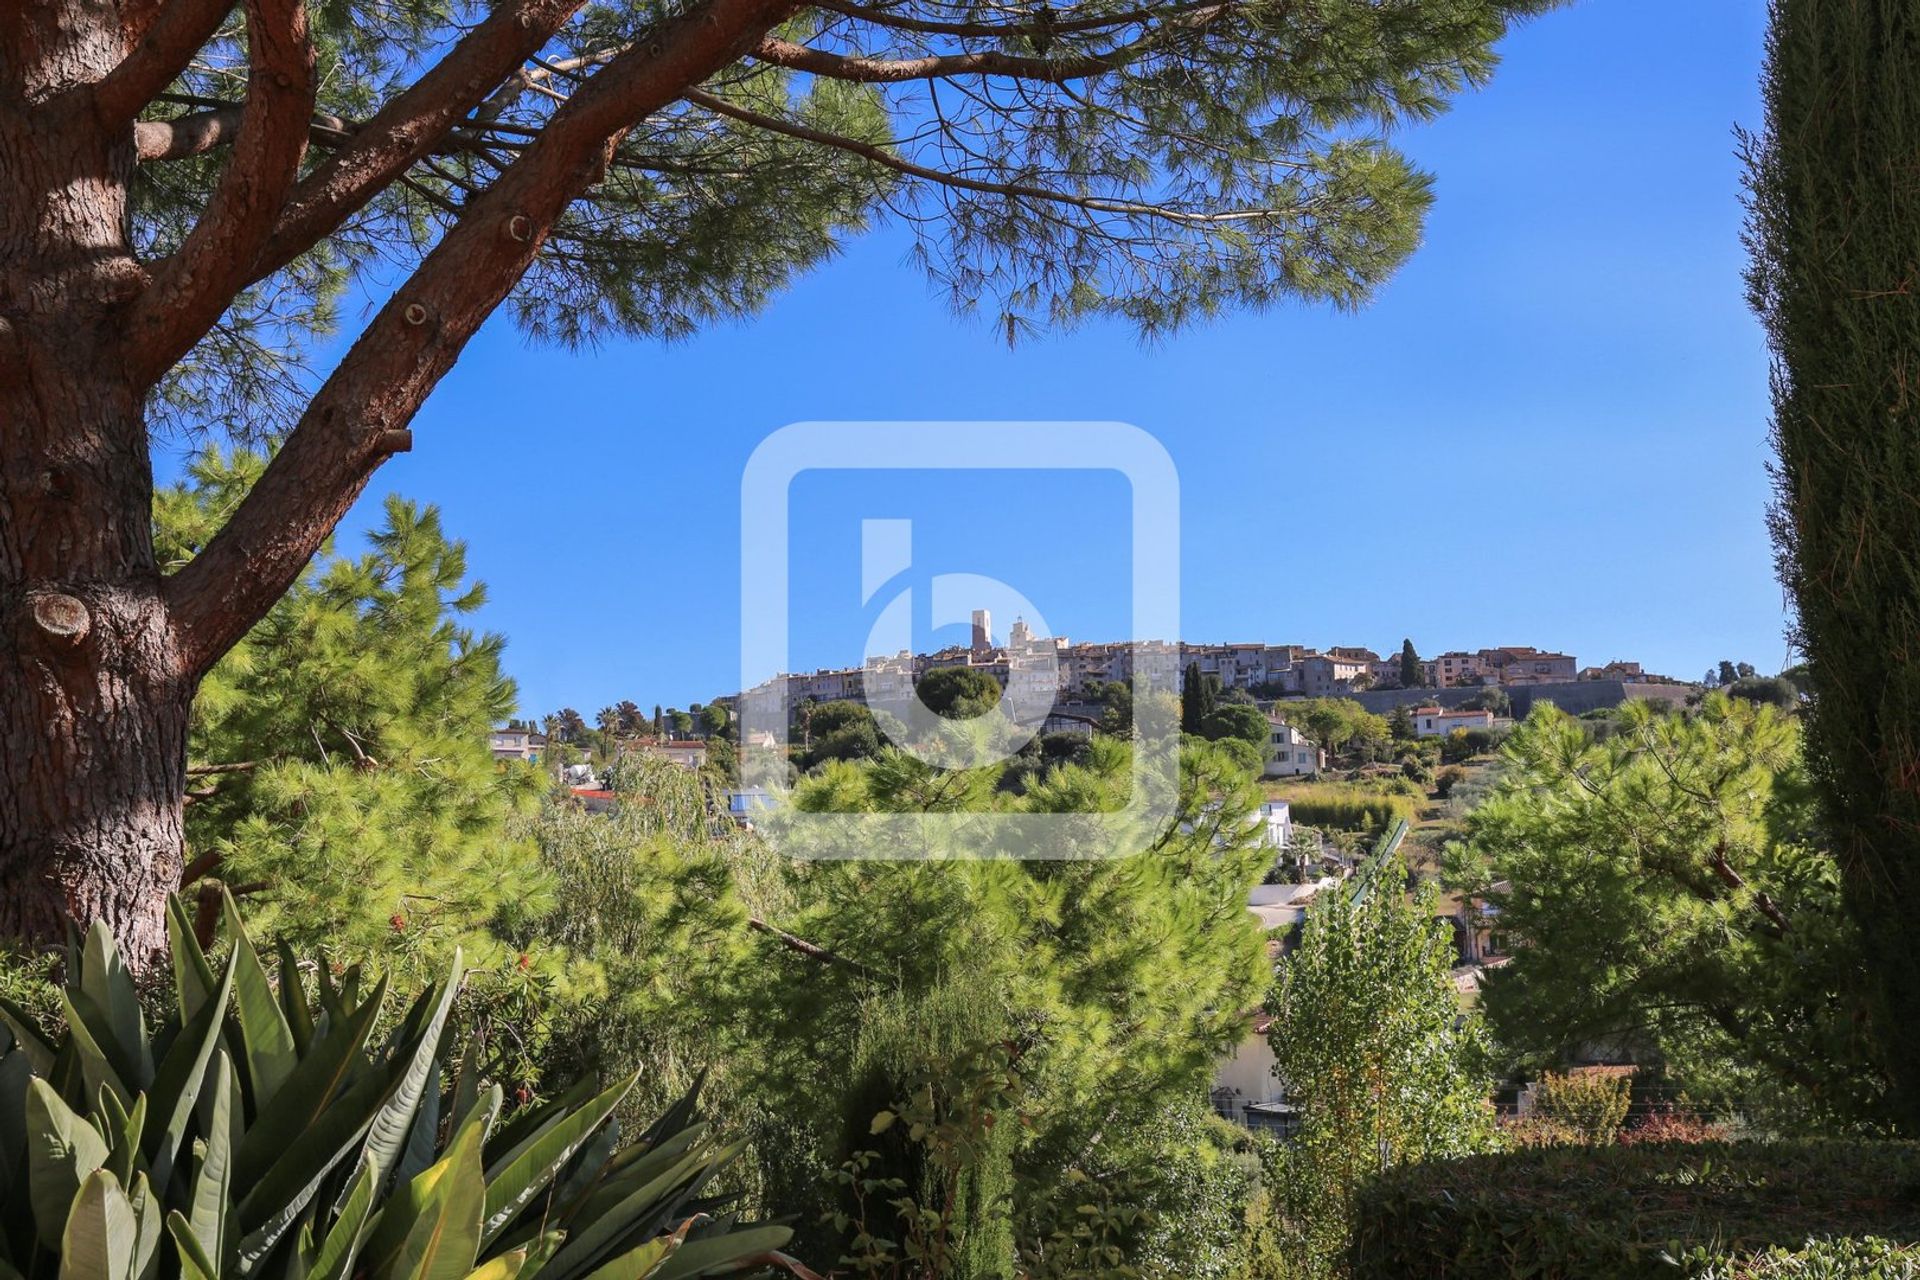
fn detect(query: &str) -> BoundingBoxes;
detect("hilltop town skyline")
[519,611,1724,729]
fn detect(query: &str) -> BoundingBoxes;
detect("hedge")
[1274,784,1417,832]
[1351,1141,1920,1279]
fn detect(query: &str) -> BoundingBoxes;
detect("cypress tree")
[1181,662,1220,736]
[1399,639,1424,688]
[1746,0,1920,1130]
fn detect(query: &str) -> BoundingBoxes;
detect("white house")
[1414,706,1495,738]
[1256,800,1293,850]
[1264,714,1324,778]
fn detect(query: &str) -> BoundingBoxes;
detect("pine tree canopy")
[129,0,1566,442]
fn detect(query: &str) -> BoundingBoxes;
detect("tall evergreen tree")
[1447,697,1884,1128]
[1399,638,1424,688]
[1181,661,1220,736]
[0,0,1564,955]
[1746,0,1920,1130]
[160,449,542,977]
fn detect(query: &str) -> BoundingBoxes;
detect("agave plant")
[0,894,817,1280]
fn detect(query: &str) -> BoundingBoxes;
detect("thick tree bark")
[0,1,188,962]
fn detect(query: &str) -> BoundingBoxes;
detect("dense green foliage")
[1729,677,1799,710]
[734,738,1273,1270]
[1501,1071,1634,1149]
[442,733,1283,1275]
[828,985,1021,1278]
[1199,703,1273,750]
[501,759,763,1120]
[1264,853,1497,1275]
[914,669,1005,721]
[1746,0,1920,1131]
[1270,702,1390,766]
[795,701,882,772]
[159,451,543,982]
[1446,697,1884,1127]
[0,902,797,1280]
[1350,1141,1920,1279]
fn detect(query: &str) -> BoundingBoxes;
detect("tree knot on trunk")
[27,592,91,647]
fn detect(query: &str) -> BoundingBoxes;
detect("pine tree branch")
[126,0,315,387]
[747,917,880,979]
[133,97,543,163]
[179,848,223,886]
[134,99,367,160]
[751,34,1114,83]
[91,0,234,126]
[165,0,797,675]
[809,0,1216,39]
[134,105,246,159]
[475,46,630,126]
[684,87,1280,226]
[247,0,588,283]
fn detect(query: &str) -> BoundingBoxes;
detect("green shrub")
[1530,1071,1632,1144]
[1351,1141,1920,1280]
[0,896,806,1280]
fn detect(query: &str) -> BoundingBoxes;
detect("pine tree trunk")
[0,0,189,963]
[1750,0,1920,1133]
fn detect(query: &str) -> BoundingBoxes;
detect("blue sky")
[318,0,1782,718]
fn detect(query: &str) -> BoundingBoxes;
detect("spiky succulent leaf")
[28,1078,110,1248]
[145,955,237,1196]
[221,892,298,1105]
[481,1074,635,1247]
[60,1170,138,1280]
[308,1156,378,1280]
